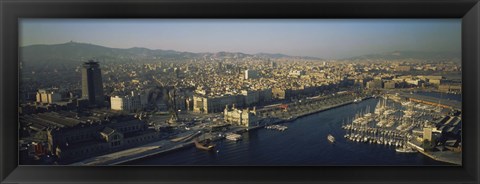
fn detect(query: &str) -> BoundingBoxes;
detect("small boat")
[327,134,335,143]
[194,139,216,151]
[225,133,242,141]
[353,97,362,103]
[395,145,418,153]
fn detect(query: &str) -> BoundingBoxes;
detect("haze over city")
[20,19,461,59]
[19,19,462,166]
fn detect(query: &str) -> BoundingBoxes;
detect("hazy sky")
[20,19,461,59]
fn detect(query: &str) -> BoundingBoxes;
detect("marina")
[75,93,362,165]
[123,93,458,166]
[342,94,461,163]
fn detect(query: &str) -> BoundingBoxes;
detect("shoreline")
[407,137,462,165]
[76,95,461,166]
[418,149,462,165]
[75,96,366,165]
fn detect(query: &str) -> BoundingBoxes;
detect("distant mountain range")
[20,42,324,68]
[344,50,460,61]
[20,42,201,67]
[20,42,460,68]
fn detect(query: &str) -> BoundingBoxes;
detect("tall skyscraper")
[82,60,104,107]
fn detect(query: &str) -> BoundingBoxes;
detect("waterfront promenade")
[393,92,461,110]
[72,136,189,165]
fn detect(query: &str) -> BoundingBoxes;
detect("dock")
[257,93,370,125]
[392,92,461,110]
[417,149,462,165]
[72,132,223,166]
[408,141,461,165]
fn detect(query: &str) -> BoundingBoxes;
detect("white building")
[244,69,259,80]
[36,89,61,104]
[193,94,240,114]
[423,127,432,141]
[405,79,423,86]
[289,70,306,76]
[224,105,259,127]
[110,91,146,112]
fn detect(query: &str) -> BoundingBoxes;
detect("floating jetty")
[343,125,408,147]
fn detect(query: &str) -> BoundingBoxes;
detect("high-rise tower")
[81,60,104,107]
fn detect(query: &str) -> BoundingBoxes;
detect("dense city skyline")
[19,19,462,166]
[20,19,461,59]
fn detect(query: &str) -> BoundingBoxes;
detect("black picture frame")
[1,0,479,183]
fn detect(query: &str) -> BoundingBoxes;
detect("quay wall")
[408,141,461,165]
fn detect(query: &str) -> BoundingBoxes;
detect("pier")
[72,132,224,166]
[257,93,370,125]
[408,141,461,165]
[390,92,461,110]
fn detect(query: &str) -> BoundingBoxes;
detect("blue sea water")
[125,98,452,166]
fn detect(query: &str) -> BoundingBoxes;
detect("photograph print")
[18,19,462,166]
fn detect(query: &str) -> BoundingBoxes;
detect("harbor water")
[124,98,452,166]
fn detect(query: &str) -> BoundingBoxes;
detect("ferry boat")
[327,134,335,143]
[225,133,242,141]
[194,139,215,151]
